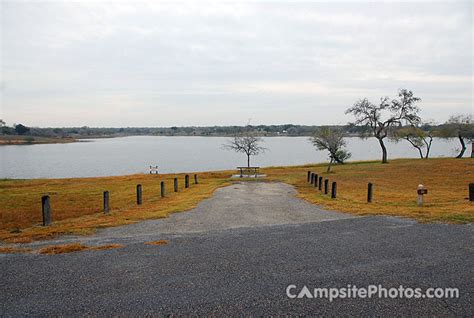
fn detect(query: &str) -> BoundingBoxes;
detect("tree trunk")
[247,154,251,167]
[456,135,466,158]
[327,158,333,173]
[416,147,424,159]
[424,137,433,159]
[404,137,423,159]
[378,138,388,163]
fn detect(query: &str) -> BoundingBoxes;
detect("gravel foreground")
[1,182,472,316]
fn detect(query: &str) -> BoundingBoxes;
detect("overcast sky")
[1,0,472,127]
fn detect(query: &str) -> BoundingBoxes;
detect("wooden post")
[185,175,190,188]
[103,191,109,213]
[194,174,199,184]
[310,173,314,185]
[367,183,373,203]
[324,179,329,194]
[174,178,178,192]
[318,177,323,190]
[307,171,311,182]
[161,181,165,197]
[314,174,318,188]
[41,195,52,226]
[469,183,474,201]
[136,184,142,205]
[331,182,337,199]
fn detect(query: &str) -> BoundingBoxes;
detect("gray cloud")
[1,0,472,127]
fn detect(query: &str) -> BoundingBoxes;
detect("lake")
[0,136,467,179]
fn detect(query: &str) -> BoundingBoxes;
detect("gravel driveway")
[1,182,472,316]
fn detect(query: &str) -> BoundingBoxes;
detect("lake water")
[0,136,468,179]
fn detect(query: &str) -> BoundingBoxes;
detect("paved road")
[1,182,472,316]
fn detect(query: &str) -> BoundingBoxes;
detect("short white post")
[417,184,427,206]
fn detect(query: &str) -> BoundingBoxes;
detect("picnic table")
[237,166,260,178]
[149,165,159,174]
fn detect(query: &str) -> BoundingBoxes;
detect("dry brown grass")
[88,243,124,251]
[0,243,124,255]
[0,246,32,254]
[38,243,124,255]
[1,158,472,245]
[263,158,474,223]
[38,243,89,254]
[144,240,169,245]
[0,171,232,243]
[0,135,76,145]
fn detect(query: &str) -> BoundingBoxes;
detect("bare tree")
[392,124,434,159]
[345,89,421,163]
[439,114,474,158]
[223,132,266,167]
[310,127,351,172]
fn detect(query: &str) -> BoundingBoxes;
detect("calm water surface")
[0,136,466,179]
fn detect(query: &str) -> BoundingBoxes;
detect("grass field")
[0,171,231,243]
[263,158,473,224]
[0,158,472,243]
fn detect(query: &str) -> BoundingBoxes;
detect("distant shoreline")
[0,133,460,146]
[2,122,454,144]
[0,124,368,143]
[0,134,318,145]
[0,135,78,145]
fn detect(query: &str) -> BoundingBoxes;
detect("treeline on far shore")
[0,122,450,138]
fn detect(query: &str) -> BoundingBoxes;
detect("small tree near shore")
[345,89,421,163]
[392,123,434,159]
[223,132,266,167]
[439,114,474,158]
[310,127,351,172]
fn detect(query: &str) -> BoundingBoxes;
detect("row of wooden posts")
[41,174,199,226]
[306,170,374,202]
[306,171,337,199]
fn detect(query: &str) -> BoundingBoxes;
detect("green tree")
[346,89,421,163]
[310,127,351,172]
[14,124,30,135]
[439,114,474,158]
[392,123,434,159]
